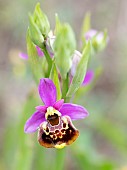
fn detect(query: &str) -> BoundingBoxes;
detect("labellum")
[38,107,79,149]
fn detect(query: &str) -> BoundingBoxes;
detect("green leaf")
[29,14,44,48]
[66,42,91,101]
[42,47,53,78]
[54,23,76,79]
[62,74,69,100]
[95,118,127,152]
[34,3,50,37]
[26,29,44,84]
[50,62,61,100]
[81,12,91,40]
[54,13,62,35]
[100,29,108,51]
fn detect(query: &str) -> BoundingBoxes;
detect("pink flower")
[24,78,89,148]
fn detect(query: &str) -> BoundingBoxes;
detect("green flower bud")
[85,29,108,53]
[33,3,50,37]
[29,14,44,48]
[54,23,76,79]
[92,30,108,52]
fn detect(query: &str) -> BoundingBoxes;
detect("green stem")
[62,74,69,101]
[64,95,71,103]
[53,149,66,170]
[43,46,53,77]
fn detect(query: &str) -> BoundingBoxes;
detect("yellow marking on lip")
[41,122,50,135]
[55,143,66,149]
[42,122,47,130]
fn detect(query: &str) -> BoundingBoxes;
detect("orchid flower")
[24,78,89,149]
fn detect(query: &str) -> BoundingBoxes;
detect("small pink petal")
[85,29,97,40]
[53,99,64,110]
[19,52,28,60]
[36,46,44,57]
[82,70,94,86]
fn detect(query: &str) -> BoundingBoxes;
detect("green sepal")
[54,23,76,79]
[50,62,61,100]
[54,13,62,35]
[66,42,91,101]
[34,3,50,37]
[29,14,44,48]
[81,12,91,43]
[26,29,44,84]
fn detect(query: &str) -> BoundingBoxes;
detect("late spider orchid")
[24,78,89,149]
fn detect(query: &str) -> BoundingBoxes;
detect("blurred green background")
[0,0,127,170]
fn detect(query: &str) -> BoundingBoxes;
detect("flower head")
[24,78,89,149]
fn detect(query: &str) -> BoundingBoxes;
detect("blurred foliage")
[0,0,127,170]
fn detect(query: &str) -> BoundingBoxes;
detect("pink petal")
[38,78,57,106]
[82,70,94,86]
[85,29,97,40]
[53,99,64,110]
[24,111,45,133]
[19,52,28,60]
[36,46,44,57]
[60,103,89,120]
